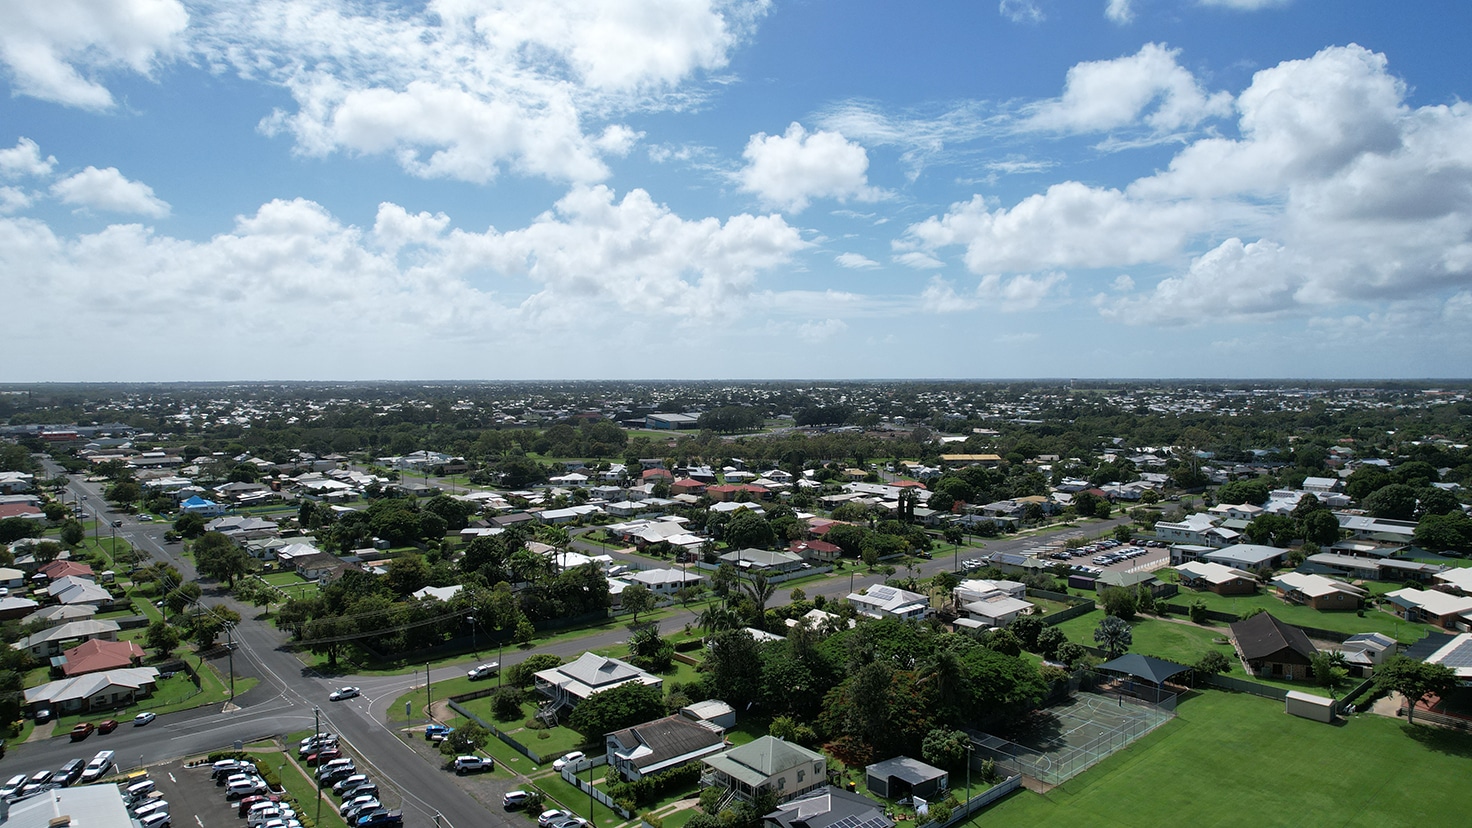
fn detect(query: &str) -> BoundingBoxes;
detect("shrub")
[492,687,526,721]
[1188,599,1209,624]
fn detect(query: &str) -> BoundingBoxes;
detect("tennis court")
[971,688,1175,787]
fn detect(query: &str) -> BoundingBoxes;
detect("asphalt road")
[12,460,1133,826]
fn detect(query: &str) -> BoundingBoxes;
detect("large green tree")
[1375,655,1455,724]
[567,681,666,739]
[193,531,251,588]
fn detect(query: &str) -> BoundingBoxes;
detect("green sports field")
[978,691,1472,828]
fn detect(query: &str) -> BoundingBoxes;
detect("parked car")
[80,750,114,783]
[139,810,172,828]
[332,775,369,796]
[338,783,378,802]
[237,794,282,817]
[70,723,95,741]
[454,755,491,775]
[329,686,360,701]
[97,719,119,734]
[299,732,335,750]
[356,812,403,827]
[503,791,532,810]
[424,724,453,742]
[552,752,585,772]
[466,662,499,681]
[299,737,337,757]
[343,797,381,822]
[0,774,26,800]
[133,712,156,726]
[538,810,571,828]
[319,765,358,784]
[211,759,256,780]
[55,759,86,787]
[316,758,354,779]
[306,748,343,765]
[226,778,267,800]
[20,770,53,797]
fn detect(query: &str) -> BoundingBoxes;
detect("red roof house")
[60,638,145,677]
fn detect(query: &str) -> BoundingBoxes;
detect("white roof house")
[412,584,464,602]
[535,652,663,710]
[1271,572,1367,602]
[1175,560,1256,586]
[960,595,1033,628]
[848,585,928,621]
[1385,587,1472,629]
[1433,568,1472,595]
[24,666,159,713]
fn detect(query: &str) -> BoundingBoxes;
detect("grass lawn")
[1054,610,1238,667]
[278,731,350,828]
[980,691,1472,827]
[1174,588,1431,643]
[532,766,625,828]
[45,662,256,732]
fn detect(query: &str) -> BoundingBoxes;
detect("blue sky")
[3,0,1471,381]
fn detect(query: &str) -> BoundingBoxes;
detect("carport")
[1096,654,1192,687]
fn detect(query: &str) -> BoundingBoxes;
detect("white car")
[134,712,156,726]
[1,774,27,800]
[467,663,499,681]
[330,686,360,701]
[552,751,585,772]
[538,810,571,828]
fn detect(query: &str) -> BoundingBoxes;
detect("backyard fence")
[1398,706,1472,731]
[914,775,1023,828]
[561,755,635,819]
[1200,673,1288,700]
[446,698,547,764]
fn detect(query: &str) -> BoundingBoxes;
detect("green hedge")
[607,762,702,810]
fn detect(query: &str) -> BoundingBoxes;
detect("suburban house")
[1230,613,1318,681]
[534,652,663,711]
[179,495,229,516]
[411,584,464,602]
[1174,561,1259,595]
[295,553,351,582]
[21,604,96,629]
[1433,568,1472,596]
[701,735,827,804]
[624,568,704,597]
[1339,632,1397,676]
[764,787,893,828]
[37,560,95,581]
[47,575,113,608]
[1270,572,1367,610]
[848,585,929,621]
[788,540,841,563]
[13,619,121,659]
[1304,552,1445,583]
[1384,588,1472,631]
[951,578,1032,629]
[56,638,144,677]
[605,713,727,781]
[719,548,804,575]
[24,666,159,715]
[681,699,737,731]
[0,596,39,621]
[1407,632,1472,683]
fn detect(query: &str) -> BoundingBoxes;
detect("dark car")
[236,794,282,817]
[55,759,86,787]
[357,812,403,827]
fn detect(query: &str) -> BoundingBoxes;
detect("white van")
[124,779,156,802]
[80,750,115,783]
[133,798,169,819]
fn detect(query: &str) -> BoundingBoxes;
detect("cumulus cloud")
[906,44,1472,328]
[900,184,1206,274]
[50,167,170,217]
[196,0,767,185]
[1105,0,1134,23]
[795,318,847,343]
[1023,43,1232,135]
[0,186,808,374]
[0,0,187,110]
[835,252,879,269]
[0,187,30,214]
[0,138,57,179]
[738,123,881,213]
[920,272,1065,313]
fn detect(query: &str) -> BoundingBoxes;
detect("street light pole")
[225,623,235,701]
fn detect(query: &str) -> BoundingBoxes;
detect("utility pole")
[426,662,432,721]
[314,707,323,828]
[225,623,235,701]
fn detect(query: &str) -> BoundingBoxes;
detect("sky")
[3,0,1472,382]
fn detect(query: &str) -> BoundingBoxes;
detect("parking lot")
[960,540,1171,580]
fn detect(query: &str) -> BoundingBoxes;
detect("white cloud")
[893,251,944,269]
[0,138,57,178]
[907,44,1472,330]
[1111,274,1135,292]
[0,187,30,214]
[197,0,768,186]
[999,0,1045,24]
[835,252,879,269]
[0,0,187,110]
[1105,0,1134,23]
[738,123,881,213]
[1023,43,1232,134]
[795,318,847,343]
[1198,0,1290,9]
[816,100,993,182]
[0,186,808,375]
[920,272,1065,313]
[50,167,170,217]
[900,184,1206,274]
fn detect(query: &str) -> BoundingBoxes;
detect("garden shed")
[865,755,948,800]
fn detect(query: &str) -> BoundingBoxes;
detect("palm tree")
[698,604,741,635]
[1093,615,1133,659]
[919,647,965,719]
[741,573,777,624]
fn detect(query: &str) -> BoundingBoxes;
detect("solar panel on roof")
[1440,640,1472,669]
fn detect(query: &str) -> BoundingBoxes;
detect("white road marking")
[194,816,204,827]
[169,773,177,783]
